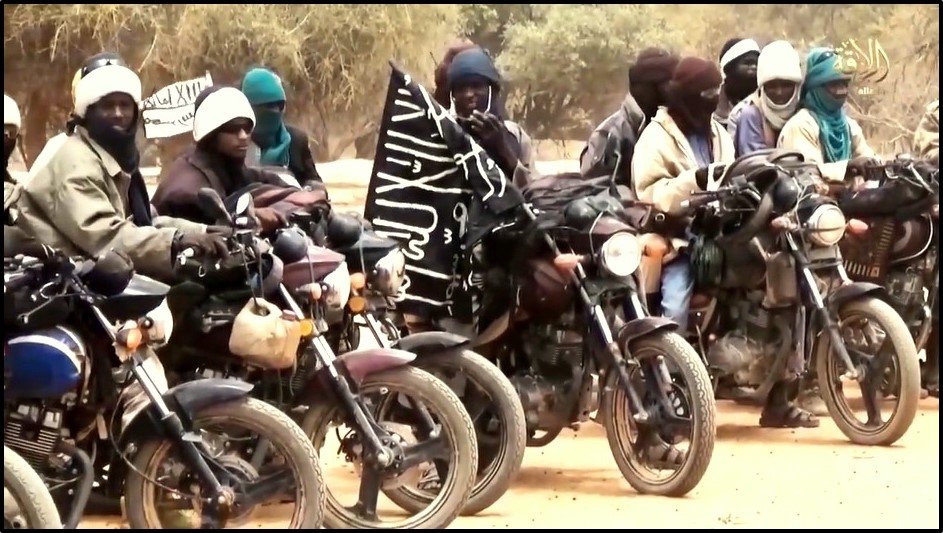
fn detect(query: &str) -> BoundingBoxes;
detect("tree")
[3,4,462,165]
[496,4,682,139]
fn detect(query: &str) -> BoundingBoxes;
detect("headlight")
[144,298,174,347]
[599,232,642,277]
[322,262,351,311]
[806,204,846,246]
[372,249,406,296]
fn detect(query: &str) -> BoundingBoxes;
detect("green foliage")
[496,4,681,138]
[3,4,937,161]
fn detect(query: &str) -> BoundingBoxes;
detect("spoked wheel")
[124,398,325,529]
[301,366,477,528]
[601,332,716,497]
[413,350,527,515]
[816,297,920,446]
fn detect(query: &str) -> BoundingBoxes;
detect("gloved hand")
[459,110,507,147]
[207,225,234,238]
[694,163,728,191]
[172,231,228,262]
[845,156,880,179]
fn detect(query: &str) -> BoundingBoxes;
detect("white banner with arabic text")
[142,72,214,139]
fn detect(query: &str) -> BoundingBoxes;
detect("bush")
[495,5,682,139]
[4,4,938,163]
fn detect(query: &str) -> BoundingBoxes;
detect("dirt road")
[80,398,939,529]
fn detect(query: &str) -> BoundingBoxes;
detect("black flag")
[364,62,524,321]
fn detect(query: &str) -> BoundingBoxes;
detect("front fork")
[580,273,652,425]
[787,234,860,380]
[92,306,229,517]
[279,285,394,468]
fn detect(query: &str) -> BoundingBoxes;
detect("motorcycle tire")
[411,349,527,516]
[301,365,477,529]
[3,445,62,529]
[601,331,716,497]
[816,296,920,446]
[124,397,325,529]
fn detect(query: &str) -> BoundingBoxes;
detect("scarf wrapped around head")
[629,47,680,86]
[241,67,291,167]
[754,40,803,130]
[802,47,853,163]
[666,57,724,135]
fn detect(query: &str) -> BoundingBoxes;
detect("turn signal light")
[348,296,367,314]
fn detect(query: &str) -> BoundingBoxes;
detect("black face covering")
[668,92,719,136]
[83,109,141,173]
[81,106,153,227]
[3,137,15,169]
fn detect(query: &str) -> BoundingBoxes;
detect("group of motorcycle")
[3,143,937,529]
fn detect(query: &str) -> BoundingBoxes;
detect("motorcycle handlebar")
[680,194,719,210]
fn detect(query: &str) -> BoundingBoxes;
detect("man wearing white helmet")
[713,37,761,128]
[14,54,228,280]
[4,94,40,257]
[727,40,804,157]
[26,53,125,185]
[154,85,328,236]
[4,93,22,183]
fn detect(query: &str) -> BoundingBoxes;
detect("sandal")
[643,437,685,470]
[759,403,820,429]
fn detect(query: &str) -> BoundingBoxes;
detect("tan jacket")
[913,100,939,166]
[16,128,206,280]
[777,108,875,182]
[4,174,37,257]
[632,107,736,216]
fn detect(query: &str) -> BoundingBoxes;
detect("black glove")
[845,156,880,179]
[694,163,728,191]
[172,231,229,262]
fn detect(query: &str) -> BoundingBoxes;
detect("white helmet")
[4,93,22,129]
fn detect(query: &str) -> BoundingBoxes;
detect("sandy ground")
[86,158,935,529]
[79,398,938,530]
[22,155,934,529]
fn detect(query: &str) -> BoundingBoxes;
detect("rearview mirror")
[197,188,232,225]
[235,193,252,217]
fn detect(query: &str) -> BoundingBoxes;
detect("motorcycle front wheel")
[301,365,477,529]
[411,349,527,516]
[124,397,325,529]
[601,331,716,497]
[3,446,62,529]
[816,296,920,446]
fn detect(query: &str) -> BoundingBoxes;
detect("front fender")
[827,281,886,311]
[297,348,417,407]
[392,331,470,356]
[616,316,678,347]
[335,347,416,385]
[118,378,254,448]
